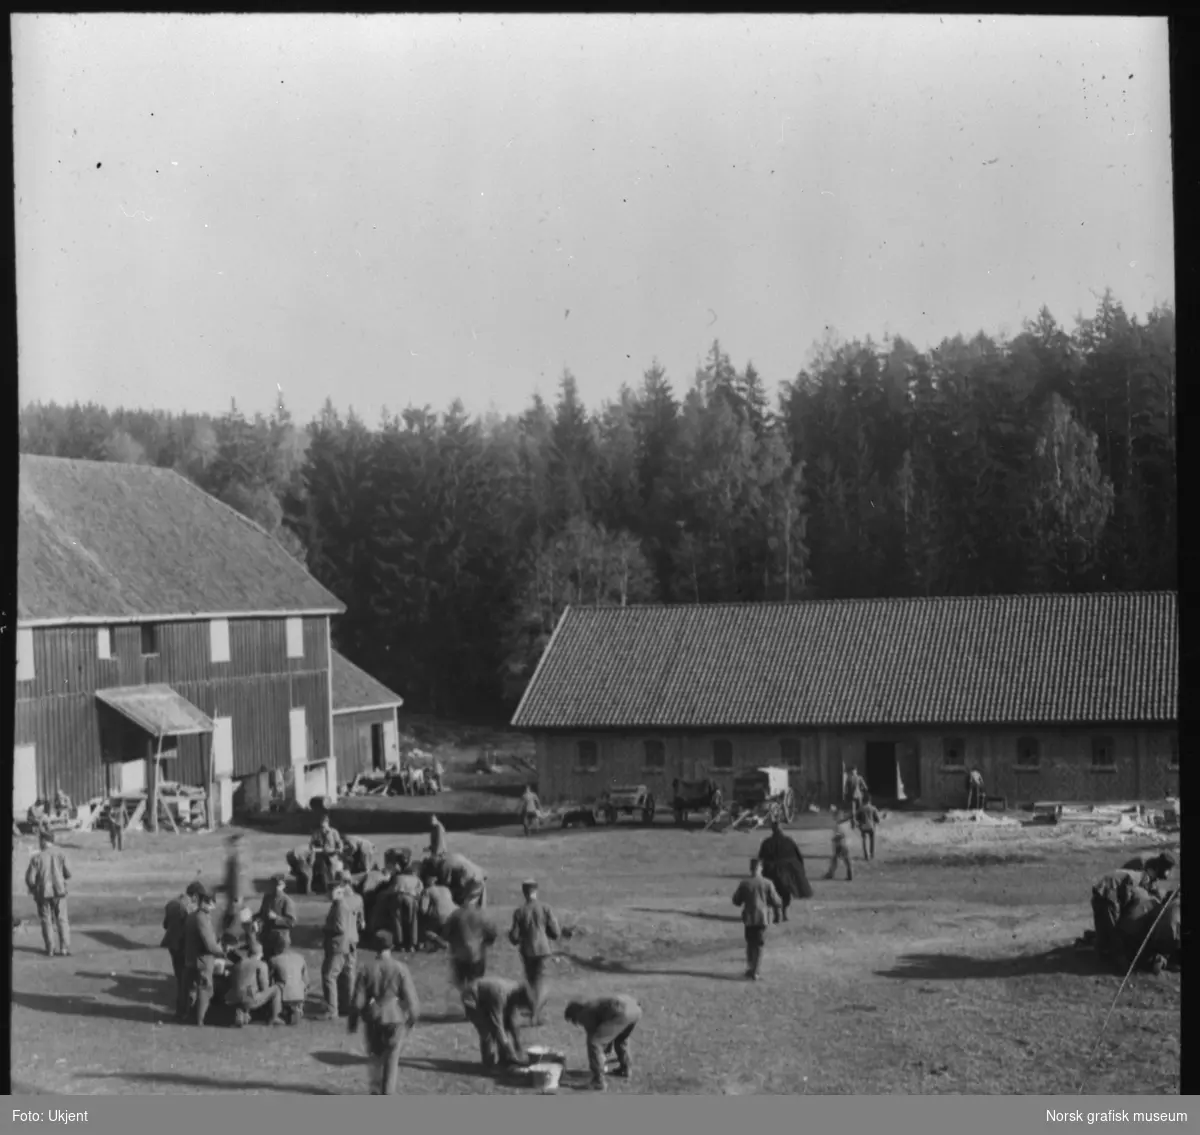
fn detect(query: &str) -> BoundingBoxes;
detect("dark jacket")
[349,953,420,1030]
[258,891,298,930]
[732,876,782,927]
[509,899,561,957]
[161,895,191,951]
[444,906,498,963]
[268,950,309,1002]
[183,909,223,969]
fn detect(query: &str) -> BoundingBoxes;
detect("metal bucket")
[528,1062,563,1093]
[525,1045,565,1064]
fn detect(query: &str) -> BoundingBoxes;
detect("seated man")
[266,930,309,1025]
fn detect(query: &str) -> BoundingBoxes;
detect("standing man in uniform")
[310,813,345,893]
[855,794,882,861]
[24,829,72,957]
[461,977,534,1071]
[348,930,420,1095]
[732,857,782,981]
[320,875,358,1018]
[162,881,203,1019]
[564,995,643,1092]
[258,874,298,959]
[266,930,309,1025]
[184,886,227,1026]
[508,879,560,1023]
[428,814,447,858]
[519,786,543,837]
[337,870,367,946]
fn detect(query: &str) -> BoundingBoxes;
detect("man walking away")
[564,995,643,1092]
[184,886,227,1026]
[349,930,420,1095]
[444,904,499,994]
[824,815,854,881]
[25,829,72,957]
[519,786,543,837]
[461,977,533,1071]
[225,940,284,1027]
[855,794,882,861]
[509,879,560,1023]
[320,876,359,1018]
[266,930,309,1024]
[162,882,203,1019]
[757,820,813,922]
[732,858,781,981]
[429,814,447,858]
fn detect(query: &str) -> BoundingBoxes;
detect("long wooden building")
[14,454,348,822]
[511,592,1179,809]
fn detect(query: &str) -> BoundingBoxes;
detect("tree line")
[19,289,1176,720]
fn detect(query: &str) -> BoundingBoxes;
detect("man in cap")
[757,819,813,922]
[855,793,883,861]
[428,814,447,858]
[732,857,782,981]
[162,882,203,1019]
[183,885,227,1026]
[24,829,72,957]
[310,813,345,893]
[444,903,499,994]
[319,874,359,1018]
[258,874,299,960]
[266,930,309,1024]
[376,851,423,953]
[348,930,421,1095]
[508,879,560,1023]
[519,785,543,837]
[224,940,284,1027]
[564,995,643,1092]
[419,874,457,950]
[1132,852,1176,898]
[461,976,534,1071]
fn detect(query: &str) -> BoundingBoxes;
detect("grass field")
[10,806,1181,1097]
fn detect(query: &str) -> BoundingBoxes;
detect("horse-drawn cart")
[699,767,797,832]
[597,784,657,825]
[672,777,724,825]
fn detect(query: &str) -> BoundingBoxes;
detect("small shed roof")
[332,650,405,715]
[511,591,1179,730]
[18,454,345,624]
[96,684,214,738]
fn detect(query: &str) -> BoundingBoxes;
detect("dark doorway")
[864,742,897,799]
[370,724,386,771]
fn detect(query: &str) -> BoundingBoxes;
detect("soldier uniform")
[266,932,309,1024]
[321,881,358,1017]
[519,788,542,837]
[24,831,72,957]
[183,889,226,1026]
[565,995,643,1091]
[162,883,203,1019]
[225,944,284,1027]
[310,819,345,893]
[377,866,423,953]
[733,858,782,980]
[440,853,488,908]
[419,881,457,948]
[855,799,881,861]
[509,880,560,1022]
[461,977,533,1069]
[258,875,299,958]
[444,905,499,990]
[824,820,854,881]
[349,931,421,1095]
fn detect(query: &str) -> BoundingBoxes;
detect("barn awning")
[95,684,214,739]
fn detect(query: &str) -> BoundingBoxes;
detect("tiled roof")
[332,650,404,713]
[18,455,345,622]
[511,592,1178,729]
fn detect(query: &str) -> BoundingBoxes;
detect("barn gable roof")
[511,592,1178,730]
[18,454,345,623]
[331,651,405,714]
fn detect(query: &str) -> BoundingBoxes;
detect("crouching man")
[265,930,309,1025]
[461,977,533,1071]
[348,930,420,1096]
[564,994,643,1092]
[225,940,284,1027]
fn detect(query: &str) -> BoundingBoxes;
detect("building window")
[1169,735,1178,769]
[1016,736,1040,767]
[576,740,598,772]
[286,617,304,659]
[140,624,159,656]
[16,628,35,682]
[97,627,114,661]
[643,739,665,771]
[942,737,966,769]
[712,738,733,770]
[210,618,231,664]
[779,738,803,767]
[1091,736,1115,768]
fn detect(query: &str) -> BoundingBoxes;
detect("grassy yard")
[10,808,1181,1096]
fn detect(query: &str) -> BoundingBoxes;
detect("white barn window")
[97,627,113,660]
[16,629,35,682]
[210,618,231,664]
[286,617,304,659]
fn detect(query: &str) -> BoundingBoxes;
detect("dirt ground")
[10,808,1181,1096]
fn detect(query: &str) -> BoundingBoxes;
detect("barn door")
[14,744,38,814]
[120,758,147,796]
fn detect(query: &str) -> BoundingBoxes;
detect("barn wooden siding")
[534,726,1180,809]
[13,616,332,803]
[333,708,395,780]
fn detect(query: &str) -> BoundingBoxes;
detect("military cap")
[373,929,395,951]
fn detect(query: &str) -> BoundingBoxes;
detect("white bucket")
[528,1063,563,1093]
[526,1045,565,1064]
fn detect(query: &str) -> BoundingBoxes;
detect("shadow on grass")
[397,1055,493,1078]
[627,907,741,924]
[568,953,747,983]
[311,1050,369,1068]
[83,929,146,951]
[76,969,173,1007]
[875,946,1112,981]
[883,852,1048,869]
[12,990,166,1024]
[81,1071,336,1095]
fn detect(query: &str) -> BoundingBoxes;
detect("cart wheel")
[783,788,796,824]
[643,795,656,824]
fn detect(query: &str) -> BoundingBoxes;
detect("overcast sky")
[14,14,1174,425]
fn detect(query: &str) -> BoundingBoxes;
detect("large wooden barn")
[15,454,348,823]
[332,650,405,779]
[511,592,1179,810]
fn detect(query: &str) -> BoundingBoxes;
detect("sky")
[14,14,1175,426]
